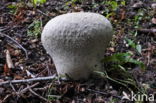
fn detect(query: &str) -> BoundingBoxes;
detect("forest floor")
[0,0,156,103]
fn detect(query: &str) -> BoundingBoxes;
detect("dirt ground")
[0,0,156,103]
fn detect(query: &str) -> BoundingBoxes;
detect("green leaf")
[32,0,46,6]
[125,38,136,48]
[111,1,118,10]
[136,44,142,54]
[106,12,115,18]
[7,4,18,14]
[7,4,17,9]
[121,1,126,6]
[107,1,118,11]
[134,31,138,36]
[127,58,145,70]
[101,52,145,70]
[27,20,42,37]
[101,52,132,64]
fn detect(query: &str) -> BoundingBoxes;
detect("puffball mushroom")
[41,12,113,80]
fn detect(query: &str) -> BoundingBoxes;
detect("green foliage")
[136,44,142,54]
[125,38,136,48]
[121,1,126,6]
[7,4,17,14]
[94,52,145,91]
[7,4,17,9]
[134,10,144,29]
[46,78,61,102]
[31,0,46,7]
[94,70,137,91]
[27,20,42,37]
[100,0,126,19]
[48,95,61,101]
[7,2,26,14]
[65,0,83,5]
[103,0,126,11]
[125,38,142,54]
[107,1,118,11]
[102,52,145,70]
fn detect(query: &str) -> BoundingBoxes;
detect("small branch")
[17,82,39,95]
[33,85,49,91]
[0,74,56,86]
[87,88,107,95]
[87,88,122,99]
[48,95,61,99]
[0,32,28,59]
[10,82,16,92]
[29,88,51,103]
[138,28,156,34]
[2,94,12,103]
[37,9,49,17]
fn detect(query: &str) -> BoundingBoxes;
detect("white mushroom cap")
[41,12,113,80]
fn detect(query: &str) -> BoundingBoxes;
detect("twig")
[33,85,49,91]
[87,88,122,99]
[10,82,16,92]
[0,32,28,59]
[0,27,8,32]
[6,50,14,69]
[29,88,51,103]
[138,28,156,35]
[2,94,12,103]
[86,88,107,95]
[2,83,40,103]
[17,82,39,95]
[0,74,56,86]
[48,95,61,99]
[37,9,49,17]
[10,82,21,98]
[35,67,47,77]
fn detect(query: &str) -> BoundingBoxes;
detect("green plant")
[64,0,81,10]
[103,0,126,11]
[65,0,83,6]
[31,0,46,7]
[102,52,145,70]
[7,2,26,14]
[7,4,17,14]
[121,1,126,6]
[108,98,119,103]
[107,1,118,11]
[134,10,144,29]
[94,70,136,91]
[101,0,126,19]
[125,38,142,55]
[27,19,42,37]
[95,52,145,91]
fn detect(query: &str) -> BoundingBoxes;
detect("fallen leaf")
[120,8,126,20]
[151,17,156,24]
[108,47,115,52]
[6,50,14,69]
[151,3,156,9]
[132,1,143,9]
[0,79,4,82]
[3,64,10,75]
[136,44,142,54]
[14,75,23,80]
[30,39,38,43]
[0,17,3,24]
